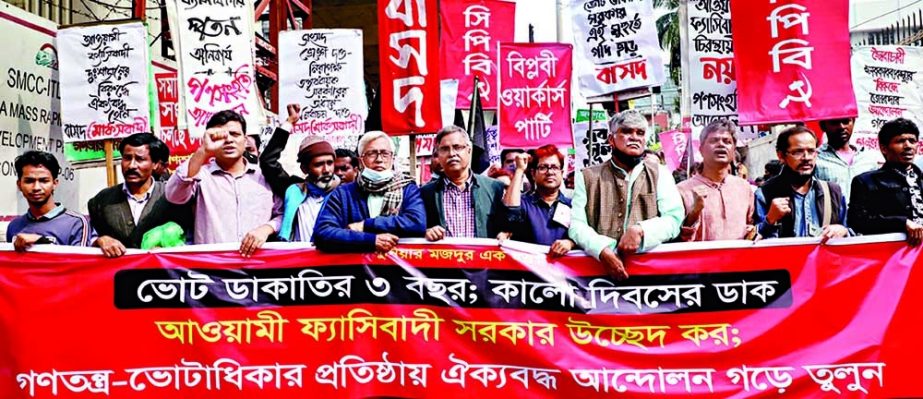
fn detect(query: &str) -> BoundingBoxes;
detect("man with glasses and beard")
[754,126,850,241]
[313,131,426,252]
[259,104,340,243]
[814,117,883,202]
[569,110,684,280]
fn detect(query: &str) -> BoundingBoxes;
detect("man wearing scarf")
[754,126,850,241]
[259,104,340,242]
[569,110,684,281]
[313,131,426,253]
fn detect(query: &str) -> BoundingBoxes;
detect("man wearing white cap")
[259,104,339,242]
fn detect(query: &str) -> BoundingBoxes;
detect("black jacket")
[756,169,845,238]
[259,127,305,198]
[849,163,923,235]
[88,181,193,248]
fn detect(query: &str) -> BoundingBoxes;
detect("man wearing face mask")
[754,126,850,240]
[259,104,340,242]
[568,110,684,281]
[313,131,426,252]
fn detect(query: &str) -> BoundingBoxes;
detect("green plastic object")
[141,222,186,250]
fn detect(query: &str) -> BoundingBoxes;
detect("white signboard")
[570,0,665,96]
[279,29,367,138]
[851,46,923,150]
[58,22,150,143]
[686,0,737,141]
[0,4,82,222]
[167,0,264,137]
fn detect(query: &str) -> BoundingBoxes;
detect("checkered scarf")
[356,172,414,216]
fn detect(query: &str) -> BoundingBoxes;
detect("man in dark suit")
[849,118,923,245]
[89,133,190,257]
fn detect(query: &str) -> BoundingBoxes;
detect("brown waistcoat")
[582,159,660,241]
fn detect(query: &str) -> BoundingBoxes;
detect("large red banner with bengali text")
[1,237,921,398]
[439,0,516,110]
[498,43,573,149]
[731,0,857,124]
[378,0,442,135]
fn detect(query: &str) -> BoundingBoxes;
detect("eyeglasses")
[786,148,817,159]
[362,150,393,160]
[535,165,562,173]
[437,144,469,155]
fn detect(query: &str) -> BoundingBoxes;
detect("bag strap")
[820,180,832,227]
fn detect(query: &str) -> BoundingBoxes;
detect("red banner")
[155,72,199,171]
[498,43,573,149]
[731,0,857,124]
[378,0,442,135]
[439,0,516,110]
[2,237,922,397]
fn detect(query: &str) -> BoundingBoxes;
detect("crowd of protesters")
[7,105,921,279]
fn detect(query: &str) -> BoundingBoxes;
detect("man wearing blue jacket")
[313,131,427,252]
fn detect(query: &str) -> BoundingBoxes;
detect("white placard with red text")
[851,46,923,150]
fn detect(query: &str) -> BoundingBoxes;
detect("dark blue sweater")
[313,182,427,252]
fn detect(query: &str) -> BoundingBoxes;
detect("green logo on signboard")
[35,43,58,70]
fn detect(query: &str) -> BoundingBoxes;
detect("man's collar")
[122,180,154,200]
[205,158,257,175]
[819,143,860,153]
[27,203,64,221]
[443,172,474,189]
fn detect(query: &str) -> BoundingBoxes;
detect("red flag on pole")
[731,0,857,124]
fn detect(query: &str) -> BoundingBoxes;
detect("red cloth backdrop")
[377,0,442,135]
[498,43,573,149]
[731,0,857,124]
[2,238,923,397]
[439,0,516,110]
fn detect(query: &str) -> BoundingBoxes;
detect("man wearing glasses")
[754,126,850,240]
[503,144,576,256]
[313,131,426,252]
[421,125,512,241]
[569,110,684,281]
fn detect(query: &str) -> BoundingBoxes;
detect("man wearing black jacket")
[849,118,923,245]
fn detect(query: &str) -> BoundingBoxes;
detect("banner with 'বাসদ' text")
[2,236,922,398]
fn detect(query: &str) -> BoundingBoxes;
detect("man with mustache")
[313,131,426,252]
[503,144,576,256]
[421,125,512,241]
[89,133,191,257]
[814,117,883,202]
[678,120,756,241]
[569,110,684,280]
[166,109,282,257]
[7,151,97,251]
[259,104,340,242]
[849,118,923,245]
[754,126,850,240]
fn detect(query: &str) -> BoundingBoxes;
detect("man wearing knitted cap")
[568,110,684,280]
[259,104,340,242]
[313,131,426,252]
[165,109,282,257]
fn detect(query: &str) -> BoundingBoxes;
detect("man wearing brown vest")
[569,110,684,280]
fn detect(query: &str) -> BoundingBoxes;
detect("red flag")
[498,43,574,149]
[439,0,516,110]
[731,0,857,124]
[378,0,442,135]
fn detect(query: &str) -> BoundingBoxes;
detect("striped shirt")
[443,176,476,238]
[5,204,97,246]
[815,143,883,202]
